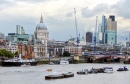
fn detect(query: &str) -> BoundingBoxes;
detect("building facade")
[6,33,17,42]
[86,32,93,43]
[0,32,5,42]
[106,30,116,44]
[64,46,82,56]
[101,15,107,44]
[17,34,32,45]
[16,25,25,34]
[33,15,49,59]
[107,15,117,44]
[101,15,117,45]
[6,41,18,53]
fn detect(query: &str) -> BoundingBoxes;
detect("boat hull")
[2,61,38,67]
[1,62,22,67]
[21,62,38,66]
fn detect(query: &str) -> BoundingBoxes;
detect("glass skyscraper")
[107,15,117,44]
[101,15,117,45]
[101,15,107,44]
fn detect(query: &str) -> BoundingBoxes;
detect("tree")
[63,51,71,56]
[0,49,14,58]
[14,51,19,56]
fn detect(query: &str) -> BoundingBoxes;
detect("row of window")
[7,49,18,50]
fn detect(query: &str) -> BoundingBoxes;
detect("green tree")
[0,49,14,58]
[63,51,71,56]
[14,51,19,56]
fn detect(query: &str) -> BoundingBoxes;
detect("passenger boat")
[1,58,38,67]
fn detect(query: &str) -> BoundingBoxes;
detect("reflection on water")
[0,63,130,84]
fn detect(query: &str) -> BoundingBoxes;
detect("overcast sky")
[0,0,130,44]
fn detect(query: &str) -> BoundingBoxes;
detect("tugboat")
[117,66,128,71]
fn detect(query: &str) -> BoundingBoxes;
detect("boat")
[21,59,38,66]
[117,66,128,71]
[88,68,98,74]
[21,63,31,67]
[103,67,113,73]
[60,60,69,64]
[45,72,74,80]
[62,72,74,78]
[77,69,88,74]
[46,69,52,72]
[49,62,55,65]
[1,58,38,67]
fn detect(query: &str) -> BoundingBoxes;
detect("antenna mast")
[74,8,80,46]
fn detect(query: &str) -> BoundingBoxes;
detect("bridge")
[86,55,129,63]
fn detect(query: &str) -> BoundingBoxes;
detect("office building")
[107,15,117,44]
[86,32,93,43]
[101,15,107,44]
[16,25,25,34]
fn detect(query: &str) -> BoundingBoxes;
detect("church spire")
[40,14,43,23]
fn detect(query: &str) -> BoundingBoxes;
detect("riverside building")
[33,15,49,59]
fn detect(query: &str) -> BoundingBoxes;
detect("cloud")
[45,16,77,40]
[15,0,52,3]
[0,0,17,11]
[112,0,130,19]
[0,0,128,44]
[81,3,109,18]
[0,0,12,4]
[66,12,73,17]
[0,0,16,5]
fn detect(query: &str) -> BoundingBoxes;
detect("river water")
[0,63,130,84]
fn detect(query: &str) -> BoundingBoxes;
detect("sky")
[0,0,130,44]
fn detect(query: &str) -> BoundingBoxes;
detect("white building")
[16,25,25,34]
[64,46,82,56]
[6,41,18,53]
[0,32,5,42]
[33,15,49,59]
[6,33,17,42]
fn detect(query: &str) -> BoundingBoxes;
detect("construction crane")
[94,16,98,53]
[74,8,80,46]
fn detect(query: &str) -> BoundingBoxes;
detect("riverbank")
[0,58,130,66]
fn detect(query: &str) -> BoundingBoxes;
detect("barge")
[45,72,74,80]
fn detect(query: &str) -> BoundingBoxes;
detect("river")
[0,63,130,84]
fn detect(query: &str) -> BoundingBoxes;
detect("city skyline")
[0,0,130,45]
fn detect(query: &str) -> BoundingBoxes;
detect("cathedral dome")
[36,23,47,29]
[36,15,47,30]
